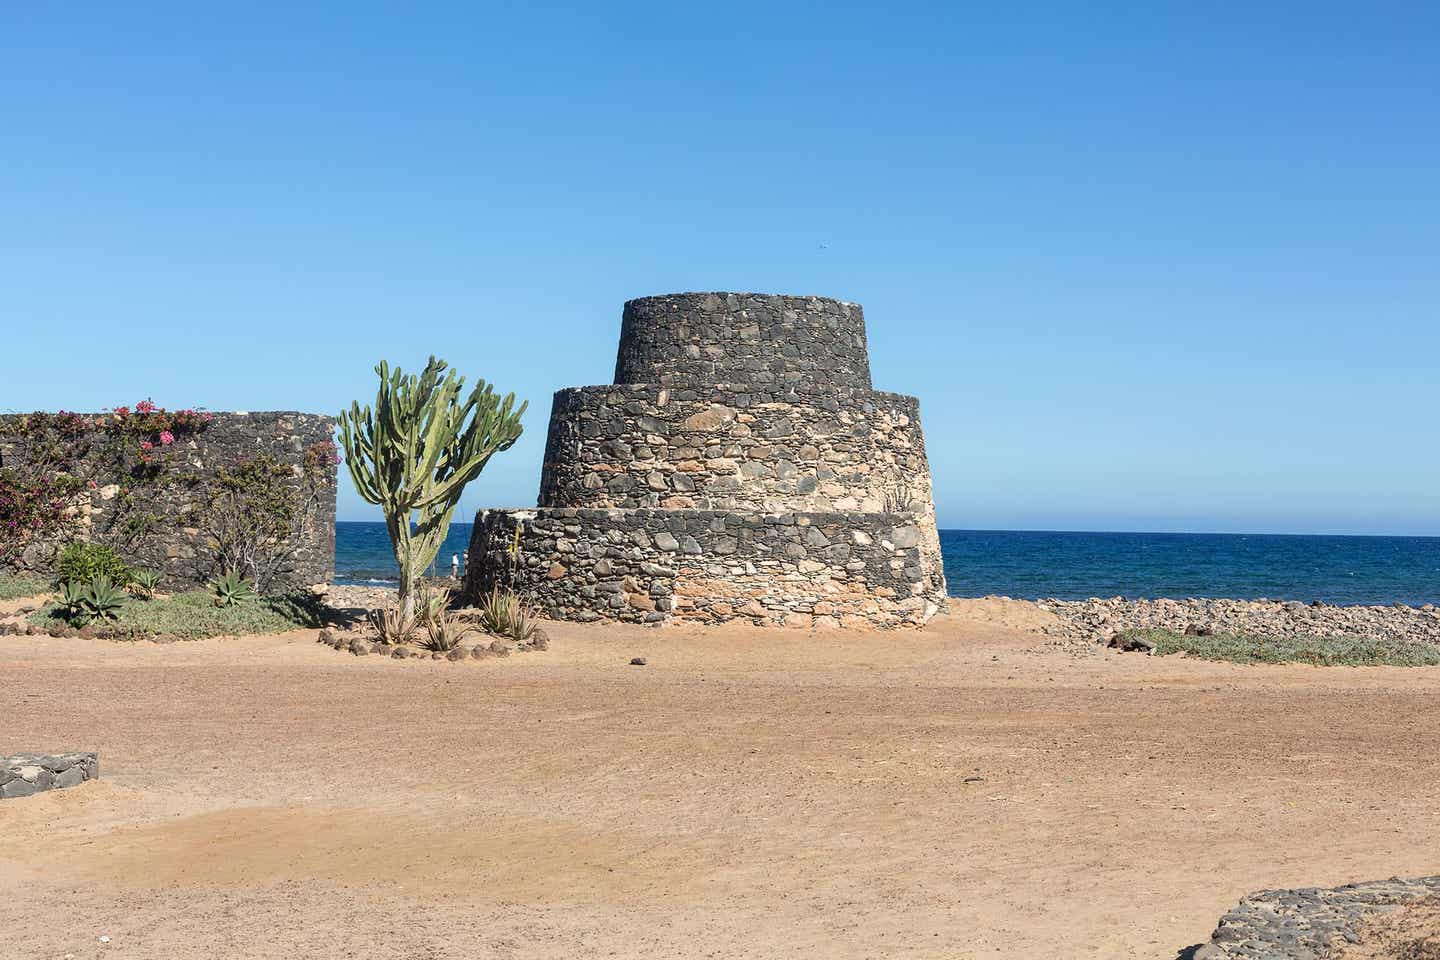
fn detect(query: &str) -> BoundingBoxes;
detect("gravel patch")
[1036,597,1440,650]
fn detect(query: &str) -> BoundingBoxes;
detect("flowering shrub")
[0,471,87,567]
[0,401,214,571]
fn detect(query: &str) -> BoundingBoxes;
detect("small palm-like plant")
[211,570,257,607]
[418,608,473,652]
[367,596,416,645]
[475,586,540,643]
[81,575,127,621]
[129,569,162,600]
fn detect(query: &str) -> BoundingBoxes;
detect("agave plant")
[129,569,162,600]
[80,575,127,621]
[418,607,473,652]
[211,570,257,607]
[57,580,91,624]
[416,582,450,630]
[366,596,416,645]
[475,586,540,643]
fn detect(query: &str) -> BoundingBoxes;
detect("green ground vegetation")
[1123,628,1440,667]
[28,590,324,641]
[0,573,50,601]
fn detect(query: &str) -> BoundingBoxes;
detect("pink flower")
[136,399,157,415]
[140,441,154,451]
[160,431,175,446]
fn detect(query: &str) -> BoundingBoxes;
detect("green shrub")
[56,543,131,587]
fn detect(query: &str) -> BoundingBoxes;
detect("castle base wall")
[464,507,947,630]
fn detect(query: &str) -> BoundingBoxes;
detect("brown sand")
[2,597,1438,959]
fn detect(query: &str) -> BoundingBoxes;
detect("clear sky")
[3,3,1437,535]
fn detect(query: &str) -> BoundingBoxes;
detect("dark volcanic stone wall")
[0,412,336,591]
[534,383,943,579]
[466,507,943,628]
[614,293,872,398]
[538,386,930,513]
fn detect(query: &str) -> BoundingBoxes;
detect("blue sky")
[3,3,1437,534]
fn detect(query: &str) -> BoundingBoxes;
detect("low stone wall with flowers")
[0,407,337,591]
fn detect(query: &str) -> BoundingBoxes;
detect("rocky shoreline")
[1036,596,1440,649]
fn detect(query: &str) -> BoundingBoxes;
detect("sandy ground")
[2,597,1438,960]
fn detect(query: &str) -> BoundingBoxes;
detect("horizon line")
[333,519,1440,540]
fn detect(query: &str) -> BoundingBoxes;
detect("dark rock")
[630,656,647,666]
[1107,633,1154,653]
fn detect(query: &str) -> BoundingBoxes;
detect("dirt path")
[2,599,1437,959]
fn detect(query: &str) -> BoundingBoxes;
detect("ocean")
[334,522,1440,607]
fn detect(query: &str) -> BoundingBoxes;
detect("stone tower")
[463,293,947,628]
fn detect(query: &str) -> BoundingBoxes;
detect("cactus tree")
[338,357,526,622]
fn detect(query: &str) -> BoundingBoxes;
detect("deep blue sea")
[335,522,1440,607]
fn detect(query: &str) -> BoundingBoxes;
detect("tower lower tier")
[463,507,948,629]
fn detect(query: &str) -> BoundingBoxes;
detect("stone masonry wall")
[465,507,946,629]
[0,412,336,591]
[536,384,943,579]
[539,386,932,514]
[614,293,872,398]
[1,753,99,799]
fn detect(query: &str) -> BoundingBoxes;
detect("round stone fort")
[463,292,948,629]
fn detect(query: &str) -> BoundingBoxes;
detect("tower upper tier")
[613,293,872,393]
